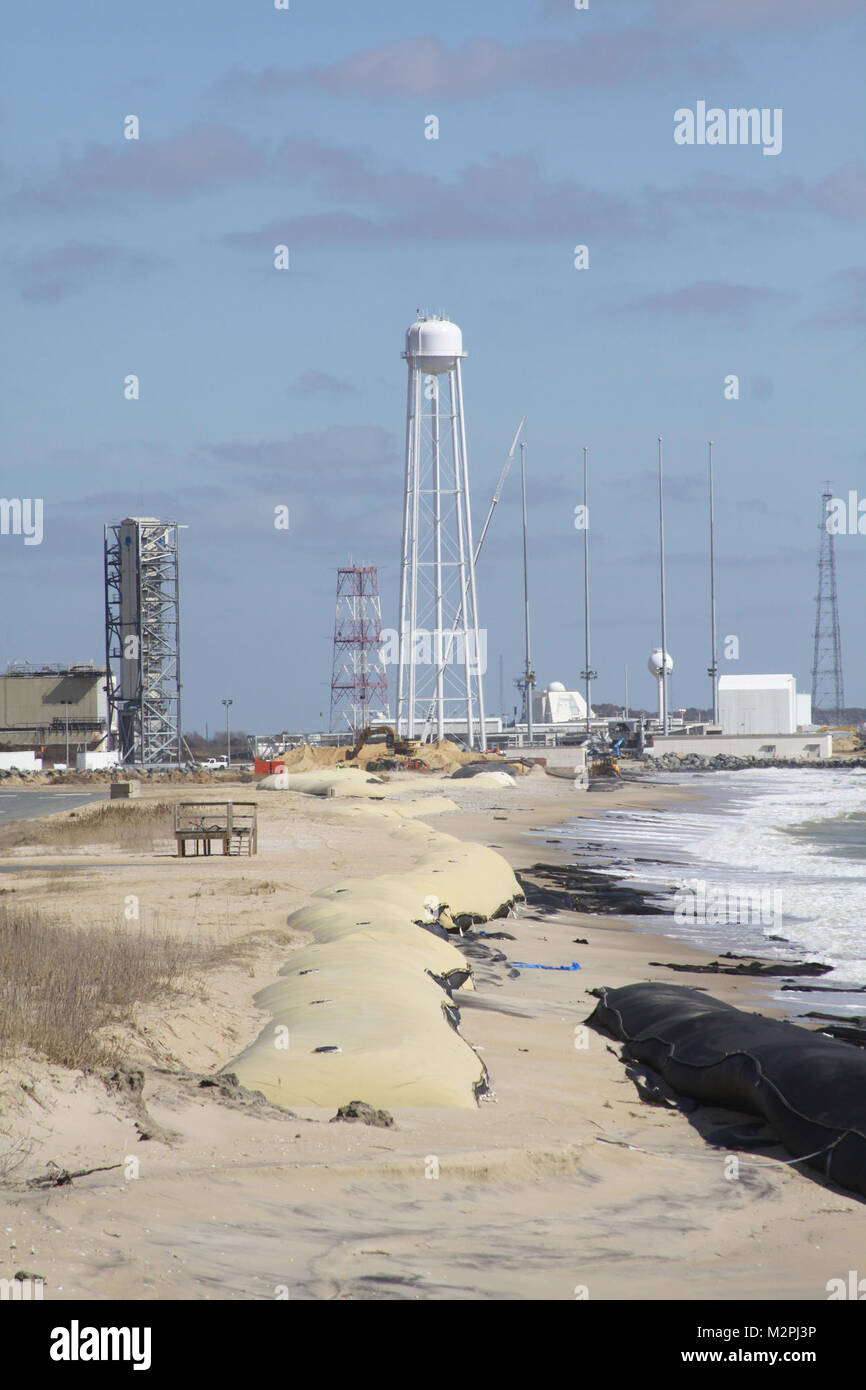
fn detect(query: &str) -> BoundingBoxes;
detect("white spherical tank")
[648,648,674,677]
[404,316,465,374]
[548,680,566,692]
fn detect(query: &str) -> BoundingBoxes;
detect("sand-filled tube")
[284,902,475,984]
[588,982,866,1198]
[258,768,387,797]
[226,805,522,1108]
[227,939,487,1108]
[315,844,523,929]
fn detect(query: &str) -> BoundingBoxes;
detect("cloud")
[617,469,713,505]
[541,0,862,27]
[654,0,862,27]
[227,140,647,247]
[809,266,866,329]
[288,371,356,397]
[222,136,866,254]
[628,281,796,318]
[203,425,400,490]
[217,31,734,100]
[751,375,775,400]
[666,164,866,225]
[6,124,265,213]
[812,162,866,222]
[12,241,163,302]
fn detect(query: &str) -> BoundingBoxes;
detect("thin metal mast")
[658,437,668,735]
[708,441,719,724]
[580,445,595,738]
[520,441,533,742]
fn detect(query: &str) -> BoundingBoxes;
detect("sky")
[2,0,864,734]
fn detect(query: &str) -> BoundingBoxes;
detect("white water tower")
[396,315,486,749]
[648,648,673,729]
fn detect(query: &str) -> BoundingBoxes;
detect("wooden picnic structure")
[174,801,258,857]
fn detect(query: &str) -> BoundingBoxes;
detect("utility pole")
[707,441,719,724]
[658,437,669,735]
[580,446,596,738]
[222,698,233,766]
[520,441,534,744]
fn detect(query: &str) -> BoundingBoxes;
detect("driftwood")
[27,1161,123,1190]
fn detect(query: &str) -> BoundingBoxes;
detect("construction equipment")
[345,725,421,762]
[590,754,620,778]
[589,737,624,778]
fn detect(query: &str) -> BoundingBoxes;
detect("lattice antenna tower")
[329,565,390,737]
[810,481,845,723]
[104,517,182,766]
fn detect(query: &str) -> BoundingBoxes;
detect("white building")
[718,674,804,736]
[532,682,593,725]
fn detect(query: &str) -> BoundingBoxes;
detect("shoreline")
[436,771,797,1018]
[1,769,864,1300]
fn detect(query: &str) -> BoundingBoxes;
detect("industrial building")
[646,672,827,759]
[531,682,592,725]
[0,661,111,763]
[718,674,811,737]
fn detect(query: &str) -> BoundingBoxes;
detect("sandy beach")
[1,768,863,1301]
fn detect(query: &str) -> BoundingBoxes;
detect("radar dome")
[548,681,566,692]
[648,648,674,676]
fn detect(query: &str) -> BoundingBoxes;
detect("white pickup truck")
[201,757,228,770]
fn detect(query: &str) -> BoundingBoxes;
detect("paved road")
[0,789,108,825]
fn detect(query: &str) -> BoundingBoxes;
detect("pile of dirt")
[277,741,509,776]
[278,745,348,771]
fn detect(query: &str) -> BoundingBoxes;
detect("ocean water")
[534,768,866,1009]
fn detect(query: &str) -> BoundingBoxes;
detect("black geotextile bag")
[587,983,866,1197]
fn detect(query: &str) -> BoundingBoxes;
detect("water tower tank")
[648,648,674,677]
[403,316,465,375]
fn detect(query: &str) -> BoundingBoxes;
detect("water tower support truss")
[396,316,486,750]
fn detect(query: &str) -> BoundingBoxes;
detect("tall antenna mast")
[811,481,845,724]
[658,437,668,734]
[580,446,595,738]
[708,441,719,724]
[520,441,534,742]
[329,565,390,738]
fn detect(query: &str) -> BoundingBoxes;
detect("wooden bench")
[174,802,258,857]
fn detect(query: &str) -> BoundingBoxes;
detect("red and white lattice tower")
[329,565,391,737]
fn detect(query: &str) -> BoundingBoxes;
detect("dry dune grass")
[0,801,174,852]
[0,903,203,1069]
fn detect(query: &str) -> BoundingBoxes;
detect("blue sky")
[2,0,864,732]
